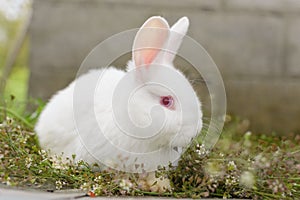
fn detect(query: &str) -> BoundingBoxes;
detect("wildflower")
[225,174,238,186]
[51,155,68,170]
[240,171,255,188]
[119,179,133,193]
[92,183,102,195]
[38,149,48,159]
[94,175,102,183]
[76,159,86,166]
[25,157,32,168]
[195,144,209,156]
[55,180,66,190]
[227,161,237,171]
[243,131,252,147]
[20,135,29,144]
[5,117,14,125]
[5,177,11,186]
[80,182,89,190]
[244,131,252,139]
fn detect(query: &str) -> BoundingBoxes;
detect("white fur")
[35,16,202,171]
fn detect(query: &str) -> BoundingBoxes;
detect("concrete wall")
[29,0,300,134]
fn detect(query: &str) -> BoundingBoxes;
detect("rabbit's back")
[35,67,126,161]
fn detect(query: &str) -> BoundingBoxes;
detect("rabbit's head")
[118,16,202,149]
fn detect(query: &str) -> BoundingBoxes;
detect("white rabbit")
[35,16,202,191]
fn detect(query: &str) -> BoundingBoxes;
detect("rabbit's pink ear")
[133,16,170,67]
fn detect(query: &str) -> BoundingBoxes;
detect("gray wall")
[29,0,300,134]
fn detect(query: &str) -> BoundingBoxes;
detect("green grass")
[0,106,299,199]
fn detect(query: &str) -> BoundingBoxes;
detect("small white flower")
[94,175,102,183]
[38,149,48,159]
[55,180,65,190]
[50,155,68,170]
[55,180,62,190]
[80,182,89,190]
[225,174,239,186]
[227,161,237,171]
[92,183,102,193]
[195,144,209,156]
[245,131,252,137]
[119,179,133,193]
[5,177,11,186]
[25,157,32,168]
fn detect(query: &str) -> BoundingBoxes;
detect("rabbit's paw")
[139,172,171,193]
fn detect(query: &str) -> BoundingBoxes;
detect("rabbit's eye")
[160,96,174,109]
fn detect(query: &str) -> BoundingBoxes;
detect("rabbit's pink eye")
[160,96,174,109]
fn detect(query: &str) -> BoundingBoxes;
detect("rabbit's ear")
[133,16,170,67]
[164,17,189,63]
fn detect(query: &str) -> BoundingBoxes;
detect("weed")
[0,105,299,199]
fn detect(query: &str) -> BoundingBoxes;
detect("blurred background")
[1,0,300,134]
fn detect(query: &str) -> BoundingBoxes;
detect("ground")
[0,110,299,199]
